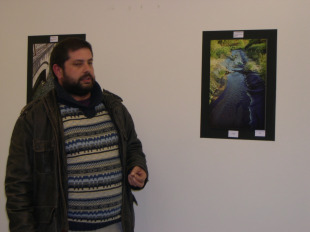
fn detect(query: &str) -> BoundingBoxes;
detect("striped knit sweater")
[59,102,123,231]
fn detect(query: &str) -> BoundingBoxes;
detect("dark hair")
[50,37,93,77]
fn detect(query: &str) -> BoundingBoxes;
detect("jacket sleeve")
[121,105,149,189]
[5,115,37,232]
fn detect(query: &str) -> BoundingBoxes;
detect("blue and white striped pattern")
[60,103,123,231]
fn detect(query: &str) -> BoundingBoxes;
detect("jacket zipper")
[43,97,69,231]
[107,105,128,232]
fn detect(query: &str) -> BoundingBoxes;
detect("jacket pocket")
[34,206,55,224]
[34,206,58,232]
[33,140,55,173]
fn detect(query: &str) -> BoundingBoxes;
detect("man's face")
[58,48,95,97]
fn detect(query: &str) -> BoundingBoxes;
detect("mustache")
[79,73,94,81]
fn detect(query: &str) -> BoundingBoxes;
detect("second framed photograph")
[27,34,86,103]
[200,29,277,141]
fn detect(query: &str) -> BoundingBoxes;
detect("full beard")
[62,74,95,97]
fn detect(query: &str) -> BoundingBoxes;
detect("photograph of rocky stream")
[209,39,267,130]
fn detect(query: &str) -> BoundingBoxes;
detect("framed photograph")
[200,30,277,141]
[27,34,86,103]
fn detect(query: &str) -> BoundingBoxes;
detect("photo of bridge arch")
[27,34,86,103]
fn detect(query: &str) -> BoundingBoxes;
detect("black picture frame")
[200,29,277,141]
[27,34,86,103]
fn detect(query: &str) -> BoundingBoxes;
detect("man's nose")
[83,63,92,73]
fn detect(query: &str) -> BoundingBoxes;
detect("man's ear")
[52,64,63,82]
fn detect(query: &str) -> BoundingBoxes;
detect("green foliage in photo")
[209,39,267,103]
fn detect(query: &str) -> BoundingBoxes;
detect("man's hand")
[128,166,147,188]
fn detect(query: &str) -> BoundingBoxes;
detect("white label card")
[233,31,244,38]
[255,130,266,137]
[228,130,239,138]
[50,36,59,43]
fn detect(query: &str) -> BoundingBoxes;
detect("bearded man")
[5,38,148,232]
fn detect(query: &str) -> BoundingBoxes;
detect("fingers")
[128,166,147,188]
[128,175,143,188]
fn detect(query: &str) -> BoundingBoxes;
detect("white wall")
[1,0,310,231]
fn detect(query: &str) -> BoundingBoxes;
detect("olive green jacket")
[5,89,148,232]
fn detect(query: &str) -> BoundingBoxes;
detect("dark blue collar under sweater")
[54,80,103,118]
